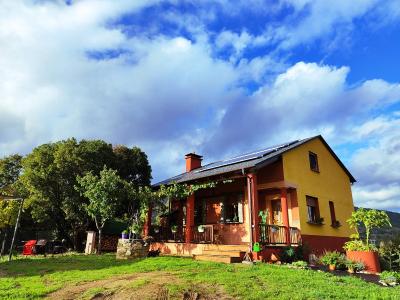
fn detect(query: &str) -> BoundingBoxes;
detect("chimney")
[185,153,203,172]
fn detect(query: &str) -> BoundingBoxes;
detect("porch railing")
[259,224,301,245]
[191,225,213,244]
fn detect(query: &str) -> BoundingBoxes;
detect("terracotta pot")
[346,251,381,273]
[328,264,336,271]
[270,253,279,262]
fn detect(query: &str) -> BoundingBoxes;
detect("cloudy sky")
[1,0,400,211]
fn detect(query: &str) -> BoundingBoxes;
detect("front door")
[271,200,282,224]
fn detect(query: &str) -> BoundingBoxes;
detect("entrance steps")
[193,244,248,263]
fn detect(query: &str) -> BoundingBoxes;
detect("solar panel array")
[196,140,299,173]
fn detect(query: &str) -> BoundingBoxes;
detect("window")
[223,194,244,223]
[306,196,320,223]
[201,194,244,224]
[309,151,319,172]
[329,201,338,226]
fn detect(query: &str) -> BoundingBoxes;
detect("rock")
[116,239,149,260]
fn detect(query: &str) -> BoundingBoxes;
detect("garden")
[1,254,400,300]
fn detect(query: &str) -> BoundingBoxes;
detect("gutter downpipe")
[246,174,253,254]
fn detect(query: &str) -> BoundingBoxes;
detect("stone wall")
[116,239,149,259]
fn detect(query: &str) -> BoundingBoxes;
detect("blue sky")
[0,0,400,211]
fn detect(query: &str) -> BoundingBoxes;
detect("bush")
[379,237,400,271]
[291,260,308,269]
[319,251,346,268]
[343,240,374,252]
[345,259,365,272]
[380,271,400,286]
[280,245,304,263]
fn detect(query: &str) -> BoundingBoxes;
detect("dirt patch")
[46,271,235,300]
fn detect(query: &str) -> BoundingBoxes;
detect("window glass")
[309,152,319,172]
[306,196,319,222]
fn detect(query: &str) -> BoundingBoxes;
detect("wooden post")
[280,188,290,245]
[143,204,152,236]
[185,194,195,243]
[248,173,260,244]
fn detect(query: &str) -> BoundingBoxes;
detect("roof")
[153,135,356,187]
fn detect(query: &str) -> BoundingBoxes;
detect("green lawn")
[0,254,399,299]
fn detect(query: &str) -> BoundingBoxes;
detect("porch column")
[248,173,260,244]
[185,194,195,243]
[143,203,152,236]
[280,188,290,245]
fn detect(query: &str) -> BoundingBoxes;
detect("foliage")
[380,271,400,286]
[76,167,122,253]
[379,236,400,271]
[280,245,304,263]
[345,260,365,272]
[0,155,25,230]
[1,255,400,299]
[346,208,391,251]
[290,260,308,269]
[18,138,151,249]
[343,240,374,252]
[319,251,346,267]
[258,209,269,224]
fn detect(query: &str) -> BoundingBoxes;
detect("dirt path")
[46,271,235,300]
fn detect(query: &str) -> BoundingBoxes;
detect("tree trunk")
[98,228,102,255]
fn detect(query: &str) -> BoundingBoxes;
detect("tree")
[346,208,392,250]
[76,167,121,254]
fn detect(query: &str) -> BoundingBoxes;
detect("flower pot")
[328,264,336,271]
[346,251,380,273]
[154,228,160,233]
[121,233,129,239]
[198,226,205,233]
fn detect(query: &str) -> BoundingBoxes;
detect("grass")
[0,254,399,299]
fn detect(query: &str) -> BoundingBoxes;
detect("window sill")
[310,169,320,173]
[307,221,324,226]
[331,222,341,228]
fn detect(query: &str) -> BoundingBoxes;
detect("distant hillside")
[355,207,400,244]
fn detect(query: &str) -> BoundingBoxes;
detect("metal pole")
[8,198,24,262]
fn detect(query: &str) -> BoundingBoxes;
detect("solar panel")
[196,140,299,173]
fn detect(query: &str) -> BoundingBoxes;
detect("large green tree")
[20,138,152,250]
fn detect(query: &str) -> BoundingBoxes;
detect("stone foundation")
[116,239,149,260]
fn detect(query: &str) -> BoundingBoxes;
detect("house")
[149,135,356,263]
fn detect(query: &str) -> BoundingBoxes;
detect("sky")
[1,0,400,212]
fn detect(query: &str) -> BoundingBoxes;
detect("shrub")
[380,271,400,286]
[343,240,374,252]
[345,259,365,272]
[280,245,304,263]
[379,237,400,271]
[291,260,308,269]
[320,251,346,268]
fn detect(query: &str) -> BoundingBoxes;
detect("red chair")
[22,240,37,255]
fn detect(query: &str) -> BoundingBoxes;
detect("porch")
[150,175,302,247]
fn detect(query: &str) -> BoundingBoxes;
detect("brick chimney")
[185,153,203,172]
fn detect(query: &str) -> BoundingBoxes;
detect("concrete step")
[202,249,245,257]
[203,244,249,252]
[193,254,242,263]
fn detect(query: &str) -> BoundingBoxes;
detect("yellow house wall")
[282,138,354,237]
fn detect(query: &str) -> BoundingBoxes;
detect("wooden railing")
[259,224,301,245]
[191,225,213,244]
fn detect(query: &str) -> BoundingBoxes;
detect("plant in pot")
[320,251,346,271]
[171,225,178,233]
[344,208,391,273]
[345,259,364,274]
[198,225,205,233]
[121,230,129,240]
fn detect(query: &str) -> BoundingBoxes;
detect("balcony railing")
[191,225,213,243]
[259,224,301,245]
[151,225,213,243]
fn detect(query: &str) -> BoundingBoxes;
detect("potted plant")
[344,208,391,273]
[121,230,129,239]
[345,260,364,274]
[171,225,178,233]
[153,226,160,234]
[198,225,205,233]
[320,251,345,271]
[331,220,341,228]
